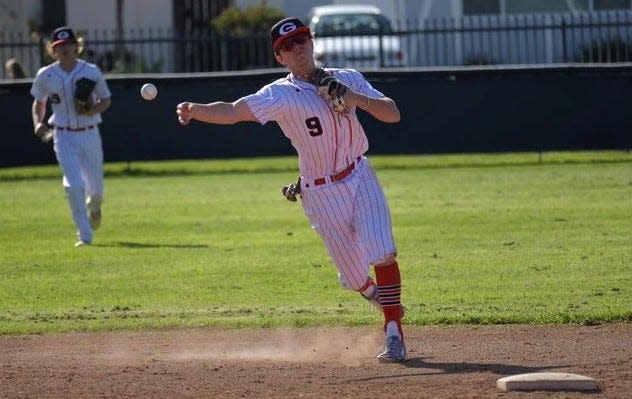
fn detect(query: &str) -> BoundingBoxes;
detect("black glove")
[321,76,348,98]
[311,67,328,85]
[34,122,53,143]
[311,68,349,113]
[74,77,97,114]
[281,177,302,202]
[313,68,348,98]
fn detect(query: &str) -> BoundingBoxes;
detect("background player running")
[30,26,112,247]
[176,17,406,362]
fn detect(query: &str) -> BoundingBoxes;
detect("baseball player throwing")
[30,26,112,247]
[176,17,406,362]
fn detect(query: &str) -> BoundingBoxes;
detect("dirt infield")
[1,323,630,398]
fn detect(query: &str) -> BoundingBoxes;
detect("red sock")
[374,260,403,337]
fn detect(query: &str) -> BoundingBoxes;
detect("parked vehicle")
[307,4,406,68]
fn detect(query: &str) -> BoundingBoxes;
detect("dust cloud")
[165,327,383,365]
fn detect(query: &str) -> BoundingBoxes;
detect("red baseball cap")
[269,17,311,51]
[51,26,77,47]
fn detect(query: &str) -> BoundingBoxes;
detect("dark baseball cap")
[269,17,311,51]
[51,26,77,47]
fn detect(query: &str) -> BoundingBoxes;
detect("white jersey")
[30,59,110,244]
[243,68,383,180]
[244,68,395,291]
[30,59,110,129]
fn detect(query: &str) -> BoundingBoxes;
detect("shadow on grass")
[96,241,209,249]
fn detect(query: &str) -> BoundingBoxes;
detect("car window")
[314,14,393,36]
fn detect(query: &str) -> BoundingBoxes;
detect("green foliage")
[210,3,286,36]
[0,152,631,334]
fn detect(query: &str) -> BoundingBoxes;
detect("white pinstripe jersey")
[30,59,111,128]
[243,68,383,179]
[245,68,395,290]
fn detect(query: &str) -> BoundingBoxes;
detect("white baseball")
[140,83,158,101]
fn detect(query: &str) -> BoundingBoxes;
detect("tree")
[205,3,286,70]
[210,3,285,36]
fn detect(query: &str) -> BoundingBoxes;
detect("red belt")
[55,125,95,131]
[313,157,362,186]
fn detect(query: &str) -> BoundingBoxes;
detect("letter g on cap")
[279,22,297,35]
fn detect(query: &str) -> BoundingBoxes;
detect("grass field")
[0,151,630,335]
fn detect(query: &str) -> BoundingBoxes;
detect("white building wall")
[330,0,460,24]
[1,0,173,36]
[0,0,41,33]
[0,0,43,78]
[233,0,460,25]
[64,0,173,73]
[65,0,172,32]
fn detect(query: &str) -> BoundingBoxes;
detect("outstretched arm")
[176,98,257,126]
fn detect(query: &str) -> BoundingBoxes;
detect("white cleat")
[75,240,92,247]
[377,335,407,363]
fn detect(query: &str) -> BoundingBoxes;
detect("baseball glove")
[281,177,302,202]
[311,68,349,114]
[34,122,53,143]
[74,77,97,114]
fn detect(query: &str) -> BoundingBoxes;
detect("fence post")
[561,19,568,63]
[37,34,46,70]
[379,29,385,67]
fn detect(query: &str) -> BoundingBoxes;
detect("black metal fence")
[2,10,631,79]
[399,10,632,66]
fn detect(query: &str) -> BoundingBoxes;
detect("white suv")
[307,4,406,68]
